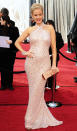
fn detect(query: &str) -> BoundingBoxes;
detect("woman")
[15,3,63,130]
[45,20,64,89]
[0,15,19,90]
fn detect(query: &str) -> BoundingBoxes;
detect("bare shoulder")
[27,26,37,35]
[21,26,37,38]
[23,27,32,34]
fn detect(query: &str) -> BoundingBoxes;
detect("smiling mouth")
[36,20,41,22]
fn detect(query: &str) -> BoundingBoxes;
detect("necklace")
[36,22,44,28]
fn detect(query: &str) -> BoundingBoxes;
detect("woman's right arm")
[15,27,30,53]
[15,27,34,57]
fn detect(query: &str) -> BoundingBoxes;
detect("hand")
[6,40,12,44]
[70,40,74,46]
[42,66,59,80]
[26,51,35,58]
[22,51,34,58]
[51,66,59,74]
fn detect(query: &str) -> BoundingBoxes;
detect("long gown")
[25,24,63,129]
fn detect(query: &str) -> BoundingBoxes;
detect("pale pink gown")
[25,24,63,129]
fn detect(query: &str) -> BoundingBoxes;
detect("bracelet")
[21,51,27,55]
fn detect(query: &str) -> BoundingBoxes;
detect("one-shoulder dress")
[25,24,63,129]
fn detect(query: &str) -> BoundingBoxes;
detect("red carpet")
[0,105,77,131]
[57,43,77,86]
[0,43,77,131]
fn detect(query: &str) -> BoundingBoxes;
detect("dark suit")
[67,12,77,51]
[46,32,64,88]
[0,25,19,89]
[68,13,77,81]
[68,12,77,35]
[49,32,64,64]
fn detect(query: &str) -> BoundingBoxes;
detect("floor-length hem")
[25,121,63,130]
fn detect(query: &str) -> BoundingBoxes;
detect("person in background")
[67,12,77,82]
[30,16,36,26]
[0,8,9,22]
[0,15,19,90]
[0,11,2,19]
[0,7,9,16]
[45,20,64,90]
[15,3,63,130]
[0,7,15,27]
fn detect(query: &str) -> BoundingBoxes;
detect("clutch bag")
[42,67,59,80]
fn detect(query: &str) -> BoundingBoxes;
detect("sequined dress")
[25,24,63,129]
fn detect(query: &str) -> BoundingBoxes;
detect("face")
[32,8,43,25]
[0,18,6,25]
[0,12,2,18]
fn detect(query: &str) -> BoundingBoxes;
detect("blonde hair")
[31,3,43,14]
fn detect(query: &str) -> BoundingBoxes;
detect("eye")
[39,13,42,16]
[34,14,37,16]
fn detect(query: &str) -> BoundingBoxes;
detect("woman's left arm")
[42,25,58,80]
[50,25,57,68]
